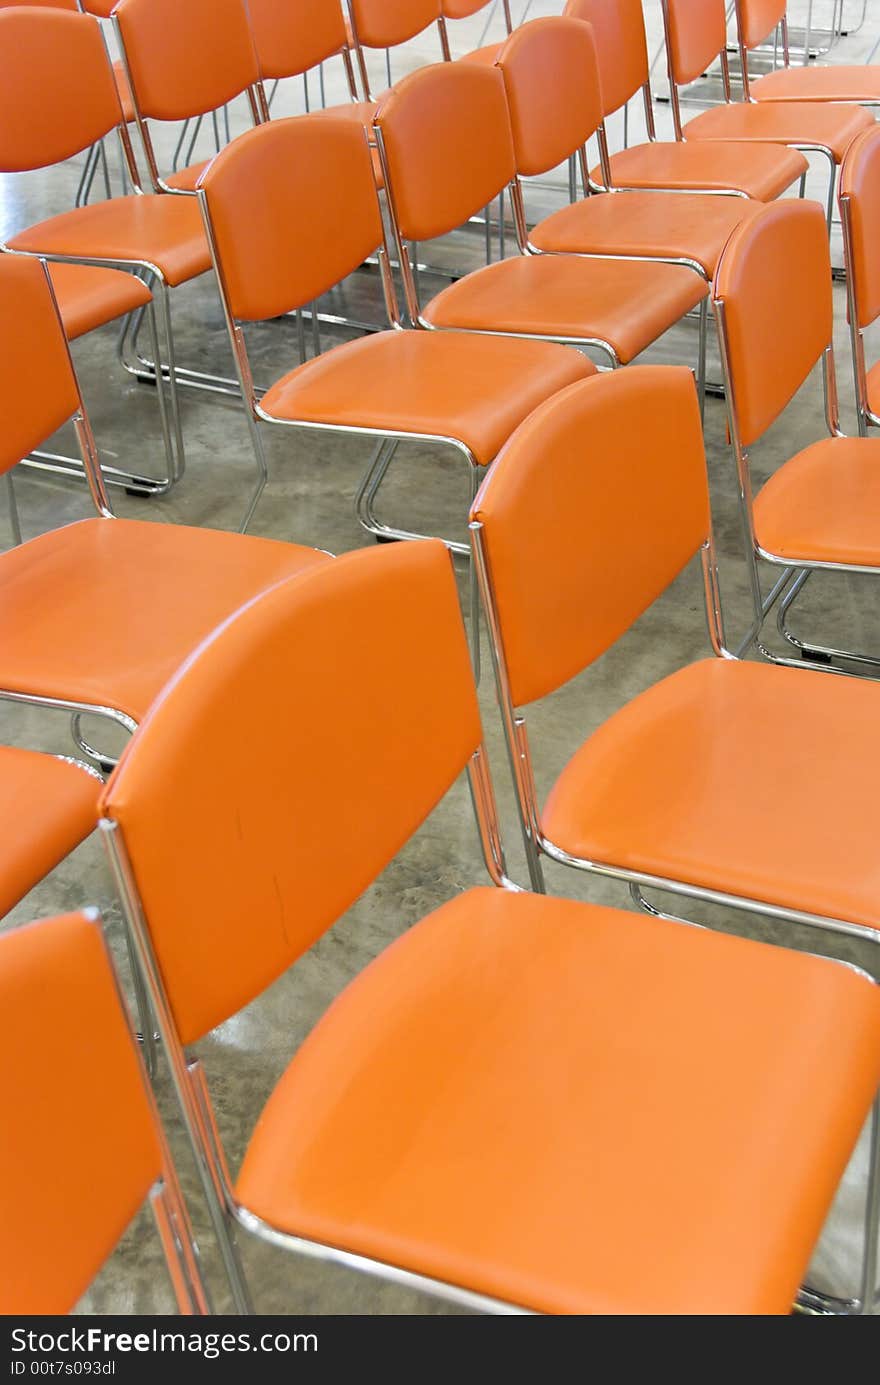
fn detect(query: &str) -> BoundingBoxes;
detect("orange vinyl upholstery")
[349,0,440,47]
[562,0,649,117]
[235,883,880,1314]
[114,0,261,122]
[496,17,604,177]
[0,256,80,476]
[0,913,162,1313]
[471,367,710,706]
[248,0,350,80]
[442,0,494,16]
[0,750,98,919]
[374,63,515,243]
[45,262,153,341]
[751,65,880,102]
[753,436,880,564]
[736,0,787,49]
[682,100,874,162]
[663,0,728,88]
[840,126,880,330]
[198,117,384,320]
[0,9,122,169]
[592,139,807,198]
[713,198,832,447]
[101,542,482,1047]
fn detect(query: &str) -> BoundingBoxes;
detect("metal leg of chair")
[75,142,102,209]
[123,915,159,1080]
[238,411,270,535]
[5,472,21,547]
[152,279,187,482]
[697,296,709,426]
[468,463,481,686]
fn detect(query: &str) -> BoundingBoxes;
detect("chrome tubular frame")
[839,192,880,439]
[99,734,535,1316]
[716,291,880,673]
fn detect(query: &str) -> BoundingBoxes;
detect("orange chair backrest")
[198,116,384,321]
[471,367,711,707]
[0,913,162,1314]
[840,126,880,331]
[0,9,122,170]
[663,0,726,88]
[375,63,515,243]
[101,541,483,1048]
[441,0,492,17]
[736,0,786,49]
[0,257,81,477]
[247,0,349,80]
[0,0,77,8]
[562,0,648,117]
[349,0,440,48]
[82,1,117,14]
[114,0,260,122]
[496,18,603,178]
[713,198,832,448]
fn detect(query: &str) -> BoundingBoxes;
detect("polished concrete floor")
[1,1,879,1315]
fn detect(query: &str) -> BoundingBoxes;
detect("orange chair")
[562,0,808,201]
[0,253,328,777]
[0,911,208,1314]
[347,0,448,100]
[196,112,592,654]
[81,1,138,126]
[248,0,363,109]
[112,0,265,196]
[660,0,873,226]
[99,537,880,1315]
[495,17,763,294]
[373,63,709,382]
[470,365,880,1312]
[444,0,512,66]
[0,748,100,921]
[713,196,880,672]
[0,6,217,481]
[839,126,880,440]
[734,0,880,104]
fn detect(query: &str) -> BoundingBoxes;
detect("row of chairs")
[3,207,880,1312]
[4,359,880,1314]
[0,0,873,514]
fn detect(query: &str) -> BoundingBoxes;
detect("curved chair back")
[374,62,514,243]
[101,541,483,1048]
[247,0,352,80]
[713,199,832,448]
[350,0,441,49]
[197,115,385,321]
[662,0,727,88]
[0,912,199,1313]
[840,125,880,332]
[0,9,122,169]
[736,0,786,50]
[471,367,711,707]
[562,0,649,117]
[496,16,604,178]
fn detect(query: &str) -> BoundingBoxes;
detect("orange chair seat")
[421,255,707,364]
[0,748,98,918]
[0,518,329,722]
[683,100,874,162]
[113,58,135,125]
[593,141,808,201]
[753,436,880,566]
[752,65,880,104]
[8,195,211,288]
[259,329,594,465]
[456,42,502,66]
[236,884,880,1314]
[45,261,151,341]
[543,656,880,930]
[530,191,762,277]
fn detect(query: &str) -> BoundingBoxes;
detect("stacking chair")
[0,748,100,921]
[470,365,880,1311]
[113,0,265,196]
[196,112,592,650]
[0,911,208,1314]
[713,196,880,672]
[839,126,880,439]
[99,538,880,1315]
[347,0,449,100]
[0,6,217,481]
[660,0,873,226]
[248,0,363,111]
[734,0,880,104]
[0,251,328,779]
[372,63,710,382]
[444,0,512,64]
[81,0,137,127]
[495,17,763,295]
[560,0,808,201]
